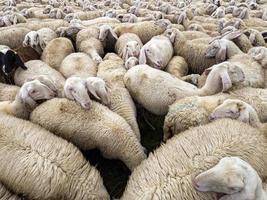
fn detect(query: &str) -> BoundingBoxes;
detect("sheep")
[248,46,267,69]
[0,83,19,101]
[194,157,267,200]
[139,35,173,70]
[125,56,139,69]
[64,11,102,22]
[115,33,143,63]
[41,37,74,70]
[49,8,65,19]
[23,28,57,54]
[76,24,118,64]
[165,56,188,79]
[0,27,30,49]
[210,99,267,129]
[59,53,97,79]
[121,119,267,200]
[114,21,168,44]
[0,182,20,200]
[0,78,56,119]
[23,7,49,19]
[0,13,26,27]
[0,48,27,84]
[163,28,240,74]
[14,60,66,97]
[30,97,146,171]
[124,62,244,115]
[0,113,109,200]
[97,53,141,140]
[244,28,266,47]
[163,87,267,140]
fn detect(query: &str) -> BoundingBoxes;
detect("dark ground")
[83,104,165,198]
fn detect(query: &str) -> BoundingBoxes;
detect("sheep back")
[122,119,267,200]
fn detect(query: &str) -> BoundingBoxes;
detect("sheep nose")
[83,102,91,109]
[209,115,215,121]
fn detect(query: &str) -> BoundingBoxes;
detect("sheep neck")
[175,34,186,55]
[226,43,242,59]
[196,70,222,96]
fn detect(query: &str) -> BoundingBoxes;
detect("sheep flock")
[0,0,267,199]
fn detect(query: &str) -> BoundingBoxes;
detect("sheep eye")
[31,90,36,94]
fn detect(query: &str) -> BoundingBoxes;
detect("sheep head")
[209,99,259,125]
[86,77,110,106]
[98,24,118,42]
[193,157,246,195]
[248,47,267,68]
[204,62,244,92]
[139,43,164,69]
[125,57,139,70]
[64,76,92,110]
[27,75,58,95]
[43,5,53,14]
[19,79,56,109]
[122,41,141,61]
[163,28,182,44]
[23,31,39,49]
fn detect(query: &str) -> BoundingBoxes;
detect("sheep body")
[59,53,97,78]
[97,53,140,140]
[0,182,20,200]
[0,113,109,200]
[114,21,167,44]
[122,119,267,200]
[14,60,65,97]
[41,37,74,70]
[165,56,188,78]
[30,98,146,171]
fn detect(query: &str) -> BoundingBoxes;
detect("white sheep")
[23,28,57,54]
[30,96,146,171]
[0,113,109,200]
[115,33,143,63]
[59,53,97,78]
[0,182,20,200]
[97,53,141,140]
[124,62,244,115]
[165,56,188,79]
[139,35,173,70]
[41,37,74,70]
[125,56,139,69]
[121,119,267,199]
[14,60,66,97]
[0,78,56,119]
[194,157,267,200]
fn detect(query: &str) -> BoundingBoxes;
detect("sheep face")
[64,77,92,110]
[125,57,139,69]
[209,99,249,122]
[193,157,245,194]
[86,77,110,106]
[43,5,52,14]
[23,31,39,49]
[20,79,56,109]
[139,44,164,69]
[123,41,141,61]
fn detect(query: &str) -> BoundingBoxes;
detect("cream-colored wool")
[97,53,140,140]
[59,52,97,78]
[30,98,146,171]
[0,83,20,101]
[165,56,188,78]
[41,37,74,70]
[0,113,109,200]
[0,182,20,200]
[122,119,267,200]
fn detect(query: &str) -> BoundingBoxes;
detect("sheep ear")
[220,70,232,92]
[139,46,147,64]
[252,48,265,61]
[108,28,118,40]
[64,86,74,100]
[177,12,186,24]
[169,31,176,43]
[13,15,18,24]
[86,82,101,100]
[223,30,243,40]
[14,53,27,70]
[34,76,57,93]
[20,86,37,109]
[239,9,248,19]
[122,46,129,61]
[216,42,227,62]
